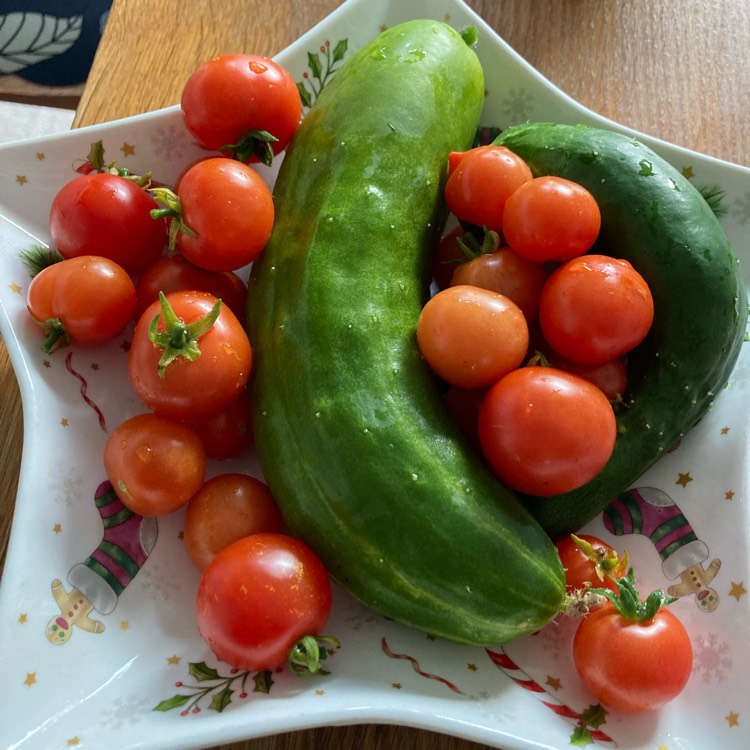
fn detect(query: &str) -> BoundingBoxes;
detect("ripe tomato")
[546,352,628,402]
[196,533,334,673]
[444,145,532,231]
[502,175,601,263]
[478,366,616,496]
[27,255,136,352]
[540,254,654,364]
[184,473,285,570]
[450,247,550,322]
[554,534,626,595]
[49,172,167,276]
[134,254,247,323]
[573,571,693,713]
[185,387,254,459]
[103,412,206,516]
[129,290,252,419]
[181,53,301,165]
[169,157,274,271]
[417,285,529,389]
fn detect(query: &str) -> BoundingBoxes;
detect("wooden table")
[1,1,748,749]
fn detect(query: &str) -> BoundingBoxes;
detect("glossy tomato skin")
[573,602,693,712]
[129,290,252,419]
[181,53,301,159]
[49,172,167,276]
[184,473,285,570]
[134,254,247,322]
[478,366,616,496]
[176,157,274,271]
[554,534,624,594]
[27,255,136,348]
[103,412,206,516]
[196,533,332,671]
[185,387,254,459]
[540,254,654,365]
[417,285,529,389]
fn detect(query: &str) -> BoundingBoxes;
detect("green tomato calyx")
[287,635,340,676]
[589,568,677,623]
[221,128,279,167]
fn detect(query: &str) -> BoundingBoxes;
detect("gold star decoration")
[729,582,747,601]
[392,682,402,689]
[121,142,135,157]
[467,663,478,672]
[91,362,100,371]
[725,710,740,727]
[120,620,130,630]
[66,738,81,747]
[675,472,693,488]
[721,426,731,435]
[16,175,28,185]
[53,523,62,534]
[315,689,325,696]
[726,490,735,501]
[60,418,69,427]
[24,672,37,687]
[545,675,562,691]
[7,282,22,294]
[36,152,45,161]
[18,613,28,624]
[177,530,185,540]
[167,655,180,665]
[682,166,694,179]
[43,359,51,368]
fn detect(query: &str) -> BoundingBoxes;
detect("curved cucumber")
[495,123,747,537]
[247,22,566,645]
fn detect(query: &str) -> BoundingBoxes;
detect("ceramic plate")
[1,1,749,748]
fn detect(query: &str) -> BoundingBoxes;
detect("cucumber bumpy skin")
[247,22,566,646]
[495,123,747,538]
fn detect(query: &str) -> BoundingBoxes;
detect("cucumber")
[494,123,747,538]
[246,21,566,645]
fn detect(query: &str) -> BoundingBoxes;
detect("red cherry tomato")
[546,352,629,402]
[173,157,274,272]
[103,412,206,516]
[478,366,616,496]
[49,172,167,276]
[128,290,252,419]
[185,387,254,459]
[540,254,654,365]
[444,145,532,231]
[502,175,601,263]
[417,285,529,389]
[183,473,285,571]
[134,254,247,323]
[181,53,301,164]
[196,533,333,673]
[27,255,136,352]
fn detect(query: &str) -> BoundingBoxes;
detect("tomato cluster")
[423,144,655,497]
[23,53,335,676]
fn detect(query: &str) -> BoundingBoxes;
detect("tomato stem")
[148,187,198,251]
[221,128,279,167]
[588,567,677,623]
[34,316,70,354]
[570,533,629,583]
[148,291,222,378]
[287,635,340,676]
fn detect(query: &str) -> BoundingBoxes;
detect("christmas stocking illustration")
[47,480,158,645]
[603,486,720,612]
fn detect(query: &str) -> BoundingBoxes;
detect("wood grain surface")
[1,1,748,749]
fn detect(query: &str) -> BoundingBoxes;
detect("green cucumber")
[494,123,747,538]
[247,21,566,645]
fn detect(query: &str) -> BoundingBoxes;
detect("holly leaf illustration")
[331,39,348,62]
[569,725,594,747]
[297,81,313,109]
[253,669,274,693]
[153,693,191,712]
[307,50,323,81]
[209,686,234,712]
[188,660,221,682]
[579,702,608,728]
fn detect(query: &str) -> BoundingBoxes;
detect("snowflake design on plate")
[692,631,732,683]
[502,87,535,123]
[730,191,750,226]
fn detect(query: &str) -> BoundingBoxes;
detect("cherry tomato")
[573,572,693,713]
[129,290,252,419]
[450,247,550,322]
[554,534,625,595]
[49,172,167,276]
[172,157,274,271]
[502,175,601,263]
[478,366,616,496]
[103,412,206,516]
[185,387,254,459]
[134,254,247,323]
[183,473,285,570]
[417,285,529,389]
[546,352,628,402]
[196,533,333,673]
[444,145,532,231]
[540,254,654,364]
[181,53,301,165]
[27,255,136,352]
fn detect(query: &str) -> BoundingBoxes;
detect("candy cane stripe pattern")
[486,648,618,748]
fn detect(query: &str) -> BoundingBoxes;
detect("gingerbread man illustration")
[46,480,158,644]
[603,486,720,612]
